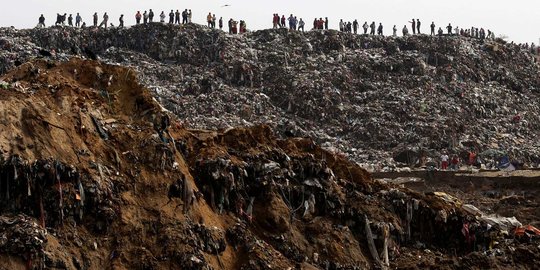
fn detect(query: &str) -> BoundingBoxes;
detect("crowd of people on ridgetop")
[35,11,538,53]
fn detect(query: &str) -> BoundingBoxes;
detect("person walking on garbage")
[93,12,98,27]
[38,14,46,28]
[416,19,421,34]
[409,19,416,34]
[363,21,368,34]
[325,17,329,30]
[440,152,449,170]
[169,10,174,24]
[402,25,409,36]
[182,9,188,24]
[68,14,73,26]
[175,10,180,24]
[76,13,82,27]
[298,18,305,32]
[98,13,109,29]
[135,11,142,24]
[119,14,124,28]
[430,22,435,35]
[207,12,213,27]
[369,21,376,35]
[160,11,165,23]
[143,11,148,24]
[149,9,154,22]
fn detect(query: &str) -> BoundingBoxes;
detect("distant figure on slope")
[38,14,46,28]
[409,19,416,34]
[416,19,421,34]
[363,21,368,34]
[430,22,435,35]
[68,14,73,26]
[370,21,376,35]
[393,25,397,36]
[447,23,453,35]
[135,11,142,24]
[119,14,124,28]
[377,23,383,35]
[93,12,98,27]
[98,13,109,29]
[149,9,154,22]
[75,13,82,27]
[160,11,165,23]
[402,25,409,36]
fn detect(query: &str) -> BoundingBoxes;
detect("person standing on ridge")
[212,14,217,28]
[377,23,383,35]
[135,11,142,25]
[143,11,148,24]
[169,10,174,24]
[324,17,329,30]
[160,11,165,23]
[416,19,421,34]
[219,17,223,29]
[362,21,368,34]
[393,25,397,36]
[68,14,73,26]
[447,23,453,35]
[370,21,376,35]
[98,12,109,29]
[93,12,98,27]
[430,22,435,35]
[188,10,192,23]
[207,12,213,27]
[38,14,46,28]
[281,15,286,28]
[298,18,305,32]
[149,9,154,22]
[182,9,188,24]
[175,10,180,24]
[75,13,81,27]
[402,25,409,36]
[353,20,358,34]
[119,14,124,28]
[409,19,416,34]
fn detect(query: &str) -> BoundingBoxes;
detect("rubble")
[2,24,538,169]
[0,25,539,269]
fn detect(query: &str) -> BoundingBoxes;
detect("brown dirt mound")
[0,58,538,270]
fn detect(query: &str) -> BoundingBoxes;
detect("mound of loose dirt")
[0,58,538,270]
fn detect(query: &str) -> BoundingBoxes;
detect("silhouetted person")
[370,21,376,35]
[175,10,180,24]
[149,9,154,22]
[68,14,73,26]
[377,23,383,35]
[447,23,453,35]
[38,14,46,28]
[409,19,416,34]
[430,22,435,35]
[325,17,329,30]
[135,11,142,24]
[353,20,358,34]
[119,14,124,28]
[98,12,109,28]
[219,17,223,29]
[363,21,368,34]
[416,19,421,34]
[143,11,148,24]
[169,10,174,24]
[75,13,81,27]
[93,12,98,27]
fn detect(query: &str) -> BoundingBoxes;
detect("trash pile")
[1,24,539,170]
[0,27,539,269]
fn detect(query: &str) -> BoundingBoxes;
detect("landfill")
[0,24,539,269]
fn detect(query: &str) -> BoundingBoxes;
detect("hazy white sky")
[1,0,538,43]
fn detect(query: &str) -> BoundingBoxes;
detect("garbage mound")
[0,58,539,269]
[1,24,539,170]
